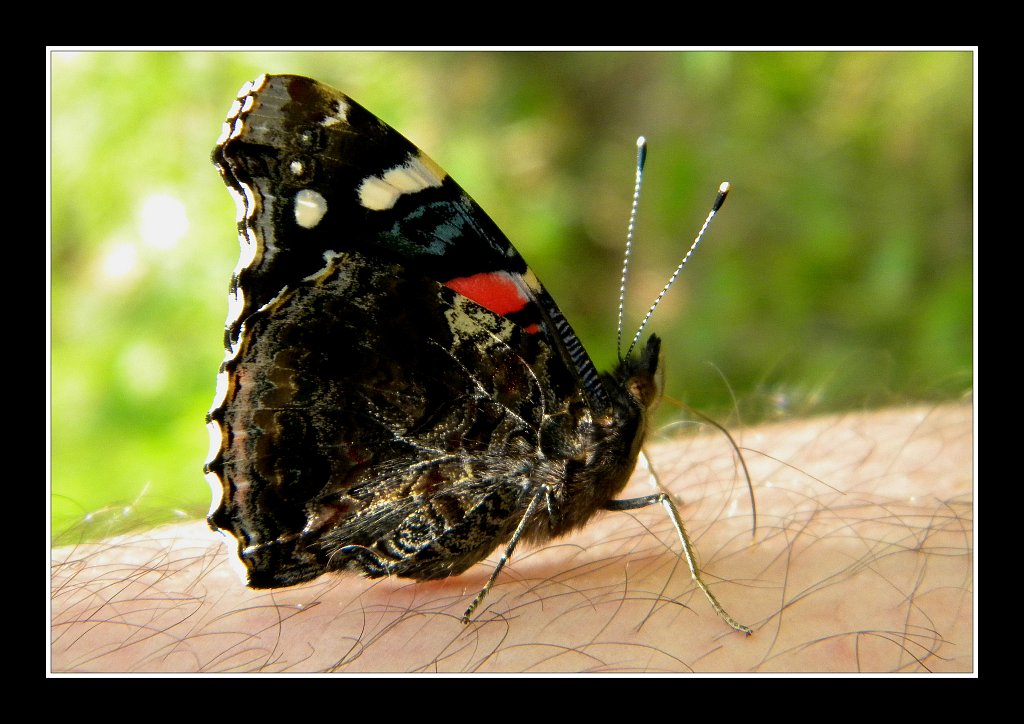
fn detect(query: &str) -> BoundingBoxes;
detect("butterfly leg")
[603,492,753,635]
[462,488,545,624]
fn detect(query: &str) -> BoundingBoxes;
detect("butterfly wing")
[206,75,652,588]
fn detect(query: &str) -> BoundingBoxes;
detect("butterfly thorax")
[525,333,662,541]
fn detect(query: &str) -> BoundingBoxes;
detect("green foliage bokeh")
[50,50,973,539]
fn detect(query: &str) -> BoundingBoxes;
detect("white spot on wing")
[249,74,269,94]
[216,99,243,144]
[255,285,291,316]
[225,283,245,334]
[234,227,257,275]
[321,98,349,127]
[294,189,328,228]
[216,124,231,146]
[210,369,230,413]
[357,152,446,211]
[205,470,226,517]
[227,186,246,224]
[242,182,258,221]
[303,250,344,283]
[234,79,254,99]
[205,418,224,467]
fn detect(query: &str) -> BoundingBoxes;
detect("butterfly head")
[612,333,663,414]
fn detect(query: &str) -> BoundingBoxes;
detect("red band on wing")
[444,271,529,317]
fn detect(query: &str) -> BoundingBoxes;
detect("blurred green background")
[50,50,974,540]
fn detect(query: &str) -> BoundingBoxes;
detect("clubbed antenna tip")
[714,181,730,212]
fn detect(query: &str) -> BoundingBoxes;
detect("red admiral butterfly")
[205,74,750,634]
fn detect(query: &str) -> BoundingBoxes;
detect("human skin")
[50,402,972,673]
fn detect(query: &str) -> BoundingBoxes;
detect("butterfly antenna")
[625,181,731,360]
[617,136,647,361]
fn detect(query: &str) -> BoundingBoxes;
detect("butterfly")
[205,74,750,633]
